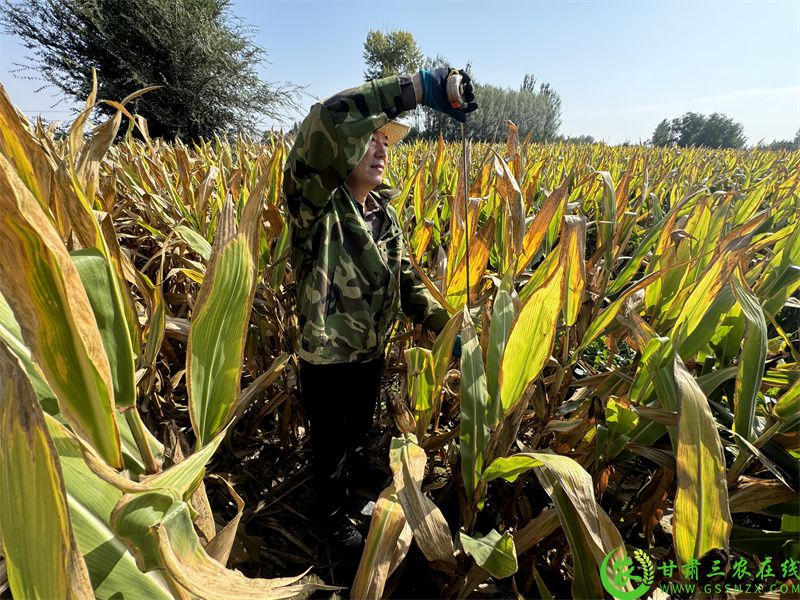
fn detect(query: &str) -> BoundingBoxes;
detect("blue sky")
[1,0,798,144]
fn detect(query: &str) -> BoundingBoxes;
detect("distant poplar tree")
[362,30,424,80]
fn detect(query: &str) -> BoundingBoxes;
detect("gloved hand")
[419,67,478,123]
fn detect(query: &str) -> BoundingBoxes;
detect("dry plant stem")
[726,421,782,486]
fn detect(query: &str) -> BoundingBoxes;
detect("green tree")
[693,112,745,148]
[766,128,800,151]
[651,119,674,147]
[559,134,596,145]
[449,77,561,143]
[650,112,746,149]
[362,29,423,80]
[675,112,706,147]
[1,0,299,140]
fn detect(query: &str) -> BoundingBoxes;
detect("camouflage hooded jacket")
[283,75,449,364]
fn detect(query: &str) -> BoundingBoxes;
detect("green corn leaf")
[730,266,767,445]
[175,224,212,261]
[597,171,617,274]
[518,244,559,304]
[483,451,627,599]
[71,248,136,409]
[459,529,518,579]
[486,270,515,426]
[460,305,490,507]
[605,397,639,437]
[773,378,800,421]
[406,347,435,440]
[46,415,173,599]
[482,454,543,483]
[188,198,259,446]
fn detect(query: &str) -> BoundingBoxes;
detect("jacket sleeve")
[399,243,450,334]
[283,76,417,232]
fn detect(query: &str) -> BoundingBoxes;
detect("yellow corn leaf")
[516,177,568,276]
[562,215,587,326]
[410,218,433,261]
[67,69,98,159]
[672,356,733,567]
[491,149,525,265]
[352,485,412,599]
[667,250,737,338]
[389,435,456,566]
[0,344,93,600]
[204,477,245,567]
[0,83,55,212]
[0,152,122,468]
[499,249,566,412]
[729,479,797,513]
[111,490,328,599]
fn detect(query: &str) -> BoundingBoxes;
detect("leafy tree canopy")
[650,112,746,149]
[2,0,299,140]
[764,128,800,151]
[363,29,423,80]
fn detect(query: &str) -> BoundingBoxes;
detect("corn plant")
[0,77,324,598]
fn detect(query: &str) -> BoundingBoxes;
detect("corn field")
[0,78,798,600]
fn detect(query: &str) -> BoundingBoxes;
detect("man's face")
[348,131,389,192]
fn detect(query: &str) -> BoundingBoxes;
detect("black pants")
[298,356,384,517]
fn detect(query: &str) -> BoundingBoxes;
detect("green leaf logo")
[634,549,654,586]
[600,546,653,600]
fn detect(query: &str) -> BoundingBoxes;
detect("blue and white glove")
[419,67,478,123]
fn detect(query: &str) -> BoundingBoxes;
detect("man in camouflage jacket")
[283,68,476,551]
